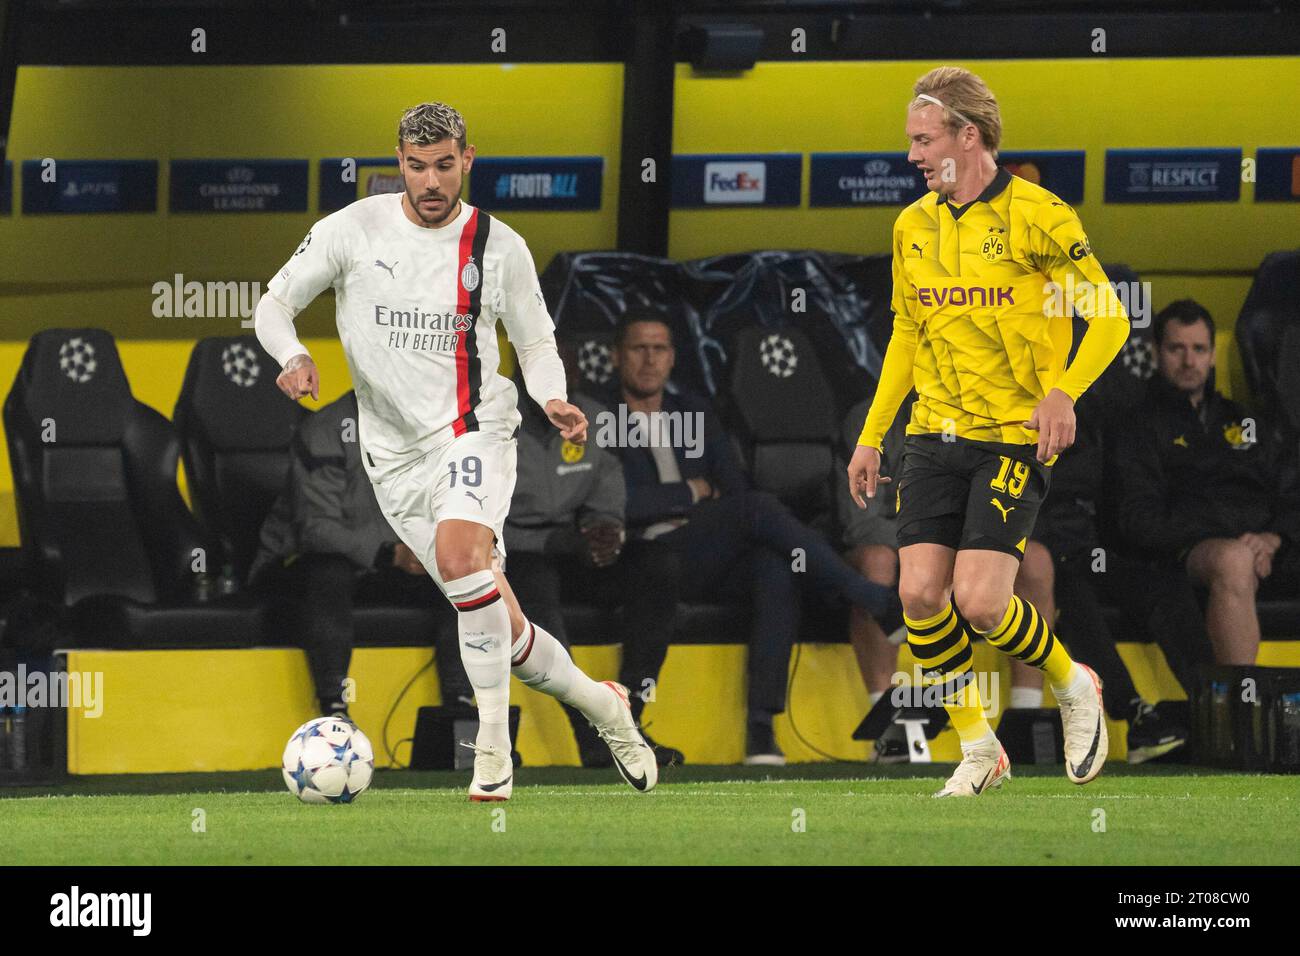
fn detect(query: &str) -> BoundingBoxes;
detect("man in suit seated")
[505,345,685,767]
[602,312,900,765]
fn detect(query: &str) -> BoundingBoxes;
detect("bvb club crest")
[1223,421,1253,450]
[561,439,585,464]
[980,233,1007,262]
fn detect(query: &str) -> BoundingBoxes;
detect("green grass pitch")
[2,764,1296,865]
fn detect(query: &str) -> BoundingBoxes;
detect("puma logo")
[990,497,1015,523]
[464,637,494,653]
[910,242,928,255]
[464,490,486,509]
[1173,435,1189,448]
[374,259,398,278]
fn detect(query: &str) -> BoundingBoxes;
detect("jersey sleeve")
[857,216,920,450]
[499,232,567,406]
[498,233,556,346]
[266,213,347,313]
[1029,202,1130,402]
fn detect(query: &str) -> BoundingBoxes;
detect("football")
[281,717,375,804]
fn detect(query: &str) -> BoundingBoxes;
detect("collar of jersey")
[394,194,473,237]
[937,166,1011,220]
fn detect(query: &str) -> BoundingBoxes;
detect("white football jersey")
[266,194,559,482]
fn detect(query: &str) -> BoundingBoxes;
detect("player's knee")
[952,583,1012,634]
[898,578,948,621]
[437,552,490,587]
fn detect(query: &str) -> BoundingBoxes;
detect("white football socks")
[445,570,512,751]
[510,618,621,726]
[1052,663,1093,702]
[1009,686,1044,709]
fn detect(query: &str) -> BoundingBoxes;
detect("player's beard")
[405,185,461,227]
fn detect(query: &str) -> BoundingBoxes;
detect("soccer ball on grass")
[282,716,375,804]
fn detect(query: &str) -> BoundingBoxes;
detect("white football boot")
[593,682,658,793]
[462,741,513,802]
[1058,663,1109,784]
[933,735,1011,798]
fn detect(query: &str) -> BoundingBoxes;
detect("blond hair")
[397,102,467,150]
[910,67,1001,157]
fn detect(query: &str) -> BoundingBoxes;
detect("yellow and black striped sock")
[905,601,990,744]
[978,595,1075,688]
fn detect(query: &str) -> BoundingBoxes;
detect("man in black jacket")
[1114,300,1300,665]
[1035,389,1207,761]
[601,313,899,764]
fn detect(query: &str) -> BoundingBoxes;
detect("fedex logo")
[704,162,766,204]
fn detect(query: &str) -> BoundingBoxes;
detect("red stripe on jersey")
[452,208,480,437]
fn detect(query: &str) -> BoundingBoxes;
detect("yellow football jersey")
[858,168,1130,449]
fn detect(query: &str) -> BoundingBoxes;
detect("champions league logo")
[759,334,798,378]
[221,342,261,387]
[59,337,98,383]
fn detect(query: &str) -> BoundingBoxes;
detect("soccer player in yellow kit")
[847,67,1130,796]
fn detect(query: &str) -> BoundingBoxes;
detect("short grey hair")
[397,102,467,150]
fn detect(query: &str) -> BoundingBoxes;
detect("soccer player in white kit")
[254,102,657,801]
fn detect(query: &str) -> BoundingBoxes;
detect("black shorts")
[894,434,1052,559]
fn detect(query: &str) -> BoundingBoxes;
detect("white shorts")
[370,430,518,589]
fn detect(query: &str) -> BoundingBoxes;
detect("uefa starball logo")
[220,342,261,387]
[577,339,615,386]
[704,162,766,204]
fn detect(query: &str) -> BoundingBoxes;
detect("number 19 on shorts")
[989,455,1030,498]
[448,455,482,487]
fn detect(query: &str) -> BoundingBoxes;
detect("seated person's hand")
[393,542,425,575]
[687,477,717,503]
[581,520,624,568]
[1238,531,1282,578]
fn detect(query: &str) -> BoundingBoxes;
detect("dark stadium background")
[0,0,1297,776]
